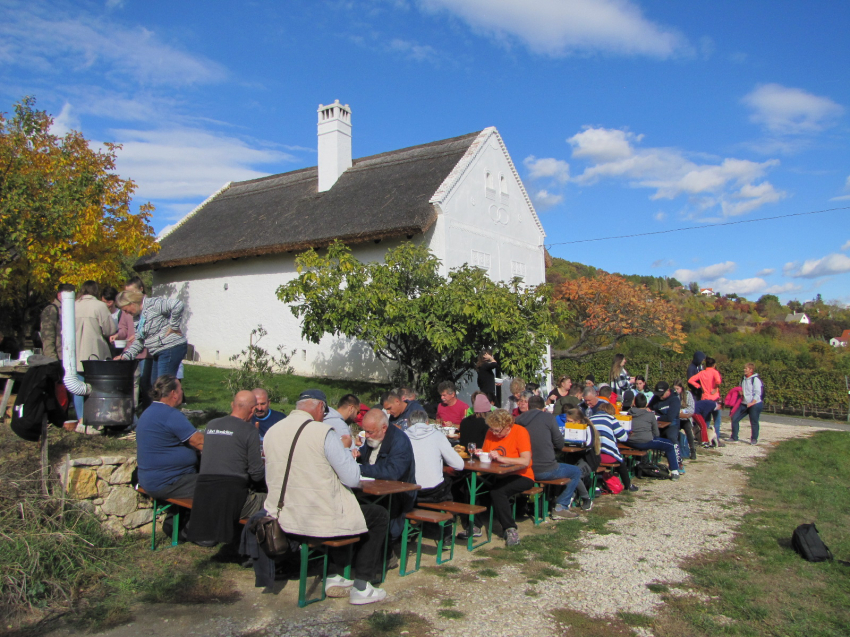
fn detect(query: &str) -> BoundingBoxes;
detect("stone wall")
[56,455,153,536]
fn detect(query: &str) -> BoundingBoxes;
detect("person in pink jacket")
[689,357,723,436]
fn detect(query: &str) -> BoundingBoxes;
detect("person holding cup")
[481,409,534,547]
[102,285,134,356]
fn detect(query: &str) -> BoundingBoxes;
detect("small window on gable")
[499,174,509,203]
[485,170,496,200]
[471,250,491,272]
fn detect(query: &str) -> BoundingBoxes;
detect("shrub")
[223,325,295,403]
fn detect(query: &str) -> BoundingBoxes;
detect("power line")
[545,205,850,249]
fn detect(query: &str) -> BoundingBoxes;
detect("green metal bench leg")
[435,519,455,565]
[298,543,328,607]
[150,500,174,551]
[400,519,423,576]
[342,544,353,580]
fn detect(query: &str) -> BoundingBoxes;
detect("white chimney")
[317,100,352,192]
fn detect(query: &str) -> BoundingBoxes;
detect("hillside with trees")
[547,255,850,419]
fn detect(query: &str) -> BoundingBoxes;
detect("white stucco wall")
[152,128,549,385]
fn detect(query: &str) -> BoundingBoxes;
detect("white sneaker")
[325,574,353,598]
[349,581,387,605]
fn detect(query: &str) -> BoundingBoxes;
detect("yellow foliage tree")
[551,272,686,359]
[0,97,157,338]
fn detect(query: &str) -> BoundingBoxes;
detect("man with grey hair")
[581,386,601,417]
[355,408,416,543]
[262,396,389,604]
[405,410,464,502]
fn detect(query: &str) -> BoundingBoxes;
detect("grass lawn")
[181,363,389,418]
[653,430,850,637]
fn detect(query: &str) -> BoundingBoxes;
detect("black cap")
[298,389,329,414]
[653,381,670,398]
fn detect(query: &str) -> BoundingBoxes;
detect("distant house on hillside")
[700,288,714,296]
[784,312,810,325]
[829,329,850,347]
[136,100,548,384]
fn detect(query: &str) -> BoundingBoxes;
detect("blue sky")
[2,0,849,303]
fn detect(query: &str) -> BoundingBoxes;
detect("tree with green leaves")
[0,97,157,339]
[277,241,558,392]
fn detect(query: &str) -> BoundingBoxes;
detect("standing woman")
[609,354,633,403]
[74,281,118,422]
[476,349,498,397]
[115,290,187,385]
[101,285,134,357]
[547,376,572,405]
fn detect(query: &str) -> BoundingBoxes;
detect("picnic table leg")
[380,494,392,583]
[0,378,13,424]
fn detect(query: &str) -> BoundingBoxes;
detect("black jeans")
[331,504,388,582]
[489,475,535,534]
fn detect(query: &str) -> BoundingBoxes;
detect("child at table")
[562,409,599,511]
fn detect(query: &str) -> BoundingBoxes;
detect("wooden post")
[40,417,49,497]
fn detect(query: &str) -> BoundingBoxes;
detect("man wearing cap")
[299,389,353,448]
[648,381,683,469]
[251,388,285,440]
[382,391,424,430]
[263,395,390,604]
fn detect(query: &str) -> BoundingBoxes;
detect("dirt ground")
[43,420,822,637]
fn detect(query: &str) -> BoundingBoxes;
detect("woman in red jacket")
[689,357,723,437]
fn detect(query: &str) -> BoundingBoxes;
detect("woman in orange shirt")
[482,409,534,547]
[688,356,723,436]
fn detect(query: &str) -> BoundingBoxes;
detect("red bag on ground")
[602,475,624,494]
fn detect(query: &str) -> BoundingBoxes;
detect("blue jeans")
[627,438,680,471]
[151,342,187,380]
[731,402,763,442]
[535,463,583,509]
[710,408,722,438]
[664,417,680,447]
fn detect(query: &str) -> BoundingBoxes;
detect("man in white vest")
[263,396,389,605]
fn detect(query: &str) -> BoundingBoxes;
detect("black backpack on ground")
[791,523,833,562]
[634,461,671,480]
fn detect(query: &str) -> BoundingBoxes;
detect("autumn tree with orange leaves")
[0,97,157,339]
[551,272,686,359]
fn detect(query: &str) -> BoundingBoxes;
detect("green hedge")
[552,355,850,418]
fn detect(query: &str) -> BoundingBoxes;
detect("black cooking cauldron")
[82,359,135,428]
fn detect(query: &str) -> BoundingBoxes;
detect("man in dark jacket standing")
[516,396,583,519]
[40,284,75,361]
[687,352,706,399]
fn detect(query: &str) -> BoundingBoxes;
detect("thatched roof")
[136,131,483,271]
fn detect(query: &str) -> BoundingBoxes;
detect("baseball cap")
[653,381,670,398]
[298,389,329,414]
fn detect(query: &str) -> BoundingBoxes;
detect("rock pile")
[56,455,153,536]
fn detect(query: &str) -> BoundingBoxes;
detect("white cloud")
[673,261,737,283]
[110,127,295,200]
[530,189,563,210]
[49,102,80,136]
[784,253,850,279]
[830,175,850,201]
[653,211,666,222]
[743,84,844,135]
[842,240,850,251]
[388,38,440,62]
[763,282,802,294]
[105,0,125,7]
[417,0,688,58]
[711,277,767,296]
[566,127,786,217]
[0,4,225,87]
[524,156,570,182]
[755,268,775,276]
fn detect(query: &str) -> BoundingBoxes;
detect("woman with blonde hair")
[609,353,634,401]
[562,408,598,510]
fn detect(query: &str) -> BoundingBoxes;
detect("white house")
[136,101,548,384]
[700,288,714,296]
[829,329,850,347]
[784,312,810,325]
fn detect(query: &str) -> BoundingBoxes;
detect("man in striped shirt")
[590,403,638,492]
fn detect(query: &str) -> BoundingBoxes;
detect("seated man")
[383,391,424,431]
[598,385,615,405]
[648,381,682,462]
[581,386,605,416]
[355,408,416,540]
[436,381,469,426]
[336,393,362,427]
[459,394,493,449]
[405,410,464,502]
[251,388,285,440]
[626,393,681,479]
[300,389,352,448]
[189,390,266,545]
[516,396,584,519]
[264,396,389,605]
[136,375,204,535]
[553,385,582,416]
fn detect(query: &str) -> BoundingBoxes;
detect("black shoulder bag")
[250,418,312,558]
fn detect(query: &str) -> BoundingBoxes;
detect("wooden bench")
[512,486,544,525]
[417,501,491,549]
[399,509,455,575]
[590,463,621,500]
[617,446,648,479]
[297,536,360,607]
[536,477,571,518]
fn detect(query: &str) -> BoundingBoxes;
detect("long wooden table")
[460,458,523,551]
[354,478,420,582]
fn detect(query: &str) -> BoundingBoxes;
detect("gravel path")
[47,420,822,637]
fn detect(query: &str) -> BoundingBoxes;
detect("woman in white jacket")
[731,363,764,445]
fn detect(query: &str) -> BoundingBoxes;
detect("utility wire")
[545,205,850,249]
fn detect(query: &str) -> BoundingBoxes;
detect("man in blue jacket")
[355,408,416,543]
